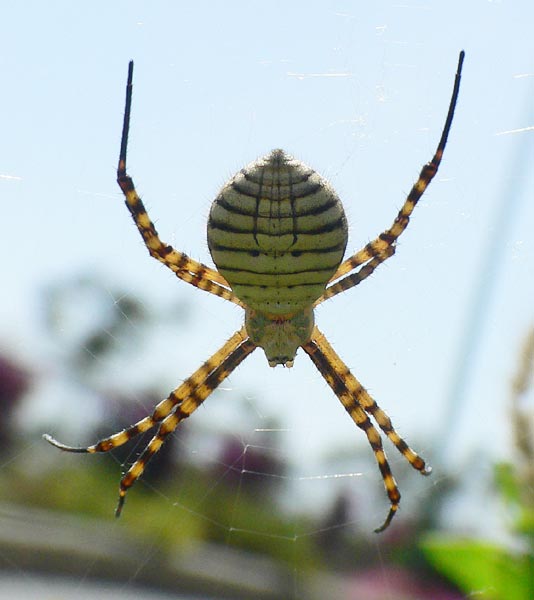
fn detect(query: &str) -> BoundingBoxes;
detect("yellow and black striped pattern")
[113,61,243,308]
[117,167,244,308]
[320,50,464,303]
[207,149,348,315]
[302,326,430,532]
[45,326,255,515]
[44,52,464,532]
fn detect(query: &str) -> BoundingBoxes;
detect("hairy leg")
[117,61,243,306]
[320,51,465,303]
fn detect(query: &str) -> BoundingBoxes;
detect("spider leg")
[317,51,465,305]
[313,250,394,307]
[116,329,256,515]
[310,327,430,472]
[302,326,429,532]
[43,326,251,453]
[116,61,244,308]
[44,326,256,515]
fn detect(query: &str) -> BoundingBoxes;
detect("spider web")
[0,268,494,599]
[2,2,534,598]
[0,268,451,599]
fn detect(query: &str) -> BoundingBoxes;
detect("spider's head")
[245,308,314,368]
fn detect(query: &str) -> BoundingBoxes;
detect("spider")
[45,51,464,532]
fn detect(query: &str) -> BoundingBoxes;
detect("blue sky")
[2,1,533,532]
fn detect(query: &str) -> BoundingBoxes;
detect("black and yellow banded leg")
[309,327,430,475]
[45,326,252,453]
[317,248,394,305]
[324,51,465,300]
[44,327,256,512]
[117,61,244,307]
[302,329,401,532]
[115,330,256,515]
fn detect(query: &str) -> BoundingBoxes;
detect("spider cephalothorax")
[45,51,464,532]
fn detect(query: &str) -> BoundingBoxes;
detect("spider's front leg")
[116,61,243,307]
[318,50,465,304]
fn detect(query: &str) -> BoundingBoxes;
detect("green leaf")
[421,535,534,600]
[494,462,521,506]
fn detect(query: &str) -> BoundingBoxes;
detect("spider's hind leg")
[44,327,257,516]
[303,326,429,532]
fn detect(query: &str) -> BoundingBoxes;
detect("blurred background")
[1,1,533,598]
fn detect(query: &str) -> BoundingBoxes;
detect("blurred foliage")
[0,458,320,569]
[25,273,322,568]
[42,273,191,374]
[9,273,534,598]
[421,327,534,600]
[43,274,149,371]
[422,538,533,600]
[0,354,31,449]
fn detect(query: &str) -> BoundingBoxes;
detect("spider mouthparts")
[267,358,295,368]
